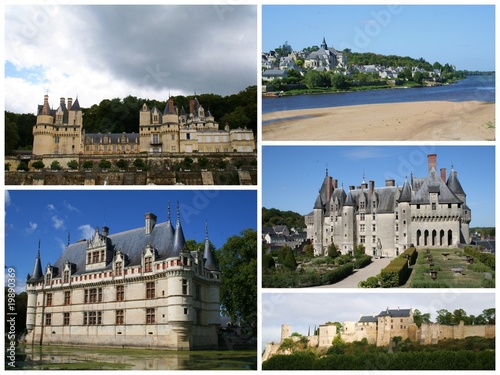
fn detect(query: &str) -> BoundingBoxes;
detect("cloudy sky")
[261,291,495,349]
[5,4,257,114]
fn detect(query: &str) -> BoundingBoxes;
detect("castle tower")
[26,243,43,334]
[342,192,355,255]
[281,324,291,342]
[202,222,222,328]
[313,194,324,256]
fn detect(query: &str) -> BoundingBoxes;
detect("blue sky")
[262,145,495,227]
[263,5,495,71]
[5,189,256,293]
[261,292,495,350]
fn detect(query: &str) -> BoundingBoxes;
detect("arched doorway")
[424,230,429,246]
[439,230,445,246]
[416,230,422,246]
[432,230,437,246]
[447,230,453,246]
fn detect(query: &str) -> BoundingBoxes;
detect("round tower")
[25,289,37,332]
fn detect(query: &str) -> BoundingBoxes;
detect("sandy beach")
[262,100,495,141]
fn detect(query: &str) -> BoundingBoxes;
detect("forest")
[262,207,305,230]
[5,86,257,155]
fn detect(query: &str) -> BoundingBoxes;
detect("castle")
[305,154,471,257]
[32,94,255,157]
[262,307,495,361]
[25,203,222,350]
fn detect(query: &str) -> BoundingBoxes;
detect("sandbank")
[262,100,495,141]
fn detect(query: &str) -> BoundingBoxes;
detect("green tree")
[220,106,251,130]
[67,159,79,170]
[275,41,292,57]
[50,160,62,170]
[217,160,227,170]
[215,228,257,327]
[328,334,346,354]
[328,243,339,258]
[304,244,314,257]
[413,309,431,327]
[436,309,453,325]
[198,156,209,169]
[183,156,193,170]
[330,74,349,90]
[5,120,20,155]
[481,308,495,324]
[413,71,424,84]
[305,70,327,88]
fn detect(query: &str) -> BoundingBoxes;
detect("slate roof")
[378,308,412,318]
[29,212,220,280]
[27,247,43,283]
[446,170,466,197]
[84,133,140,144]
[359,315,378,323]
[411,168,462,205]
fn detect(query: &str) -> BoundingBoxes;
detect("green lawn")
[407,248,495,288]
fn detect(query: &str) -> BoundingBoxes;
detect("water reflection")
[13,345,256,370]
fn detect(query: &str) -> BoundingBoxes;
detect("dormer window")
[63,270,70,283]
[116,261,123,276]
[45,273,52,286]
[144,256,152,272]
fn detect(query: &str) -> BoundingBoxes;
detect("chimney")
[332,179,338,189]
[369,180,375,194]
[440,168,446,183]
[189,99,195,114]
[326,177,332,202]
[361,182,368,189]
[428,154,437,174]
[349,185,355,191]
[168,98,175,113]
[385,179,395,187]
[102,226,109,237]
[68,98,73,109]
[60,97,65,107]
[145,213,157,235]
[41,94,50,115]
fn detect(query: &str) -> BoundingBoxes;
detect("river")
[262,75,494,119]
[9,345,257,370]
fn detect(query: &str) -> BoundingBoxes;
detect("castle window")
[64,291,71,305]
[116,310,124,325]
[63,270,69,283]
[45,274,52,286]
[92,251,99,263]
[146,282,155,299]
[146,308,155,324]
[45,313,52,326]
[224,148,229,153]
[116,262,123,276]
[186,133,191,140]
[54,136,59,144]
[360,224,365,232]
[360,213,365,221]
[171,146,176,152]
[87,253,92,264]
[360,201,365,209]
[182,279,188,295]
[84,311,102,325]
[171,134,175,140]
[432,203,436,210]
[63,312,70,326]
[360,235,365,243]
[116,285,124,301]
[46,293,52,307]
[372,224,376,231]
[145,256,152,272]
[104,145,108,151]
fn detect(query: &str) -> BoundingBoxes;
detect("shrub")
[32,160,45,169]
[358,276,379,288]
[115,159,128,170]
[328,243,339,258]
[321,263,353,285]
[17,161,29,171]
[82,160,94,169]
[481,278,495,288]
[198,156,209,169]
[133,158,146,169]
[50,160,62,170]
[283,250,297,270]
[98,159,111,170]
[5,163,11,171]
[67,159,79,170]
[401,246,418,265]
[464,246,495,270]
[233,159,244,169]
[380,256,410,287]
[262,254,276,270]
[183,156,193,169]
[353,255,372,269]
[217,160,227,170]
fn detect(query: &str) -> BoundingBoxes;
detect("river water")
[262,75,495,120]
[10,345,257,370]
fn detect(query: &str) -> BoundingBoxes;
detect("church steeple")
[321,37,328,50]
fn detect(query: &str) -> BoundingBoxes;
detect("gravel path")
[312,257,393,288]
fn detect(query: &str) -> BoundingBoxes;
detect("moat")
[8,345,257,370]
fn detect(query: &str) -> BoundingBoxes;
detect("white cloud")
[5,191,11,207]
[64,201,80,213]
[26,221,38,234]
[51,215,64,230]
[78,224,95,240]
[47,204,55,211]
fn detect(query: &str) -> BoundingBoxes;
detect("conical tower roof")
[203,222,219,272]
[172,201,186,255]
[28,241,43,282]
[446,168,466,197]
[398,177,412,202]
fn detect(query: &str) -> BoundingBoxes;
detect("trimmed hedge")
[353,255,372,269]
[401,246,418,265]
[380,256,410,287]
[262,263,354,288]
[463,246,495,270]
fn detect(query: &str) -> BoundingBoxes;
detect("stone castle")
[305,154,471,257]
[26,203,222,350]
[262,307,495,361]
[32,94,255,157]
